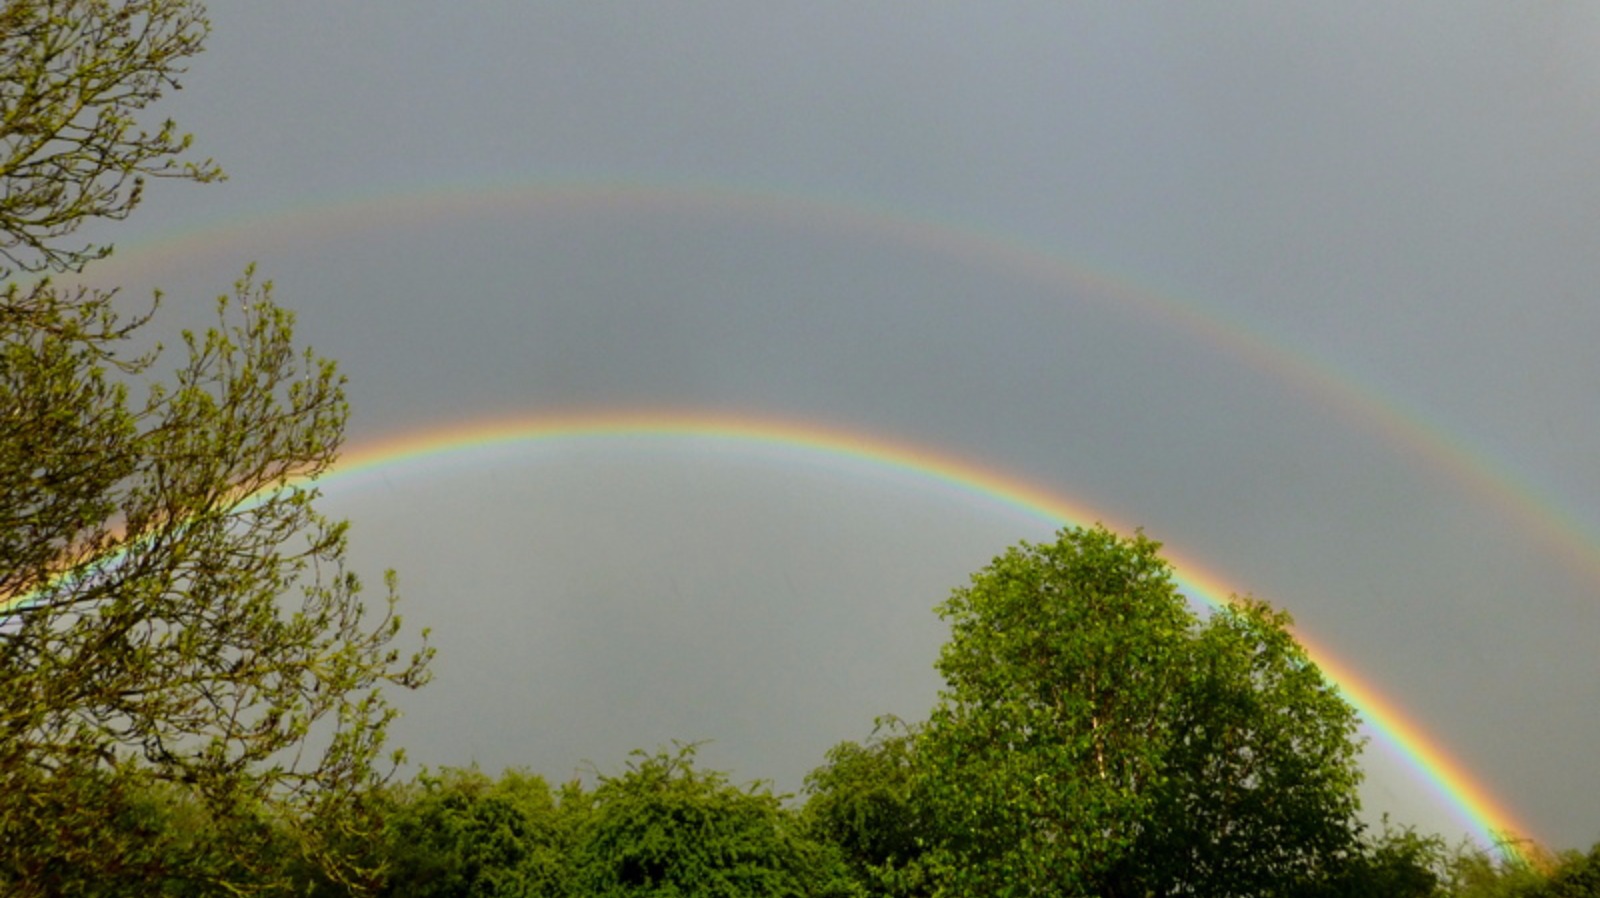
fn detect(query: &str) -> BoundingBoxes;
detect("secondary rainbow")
[79,179,1600,602]
[323,409,1535,855]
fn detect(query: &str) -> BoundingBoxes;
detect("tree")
[1322,823,1447,898]
[1126,595,1366,895]
[573,743,858,898]
[801,717,933,898]
[376,767,584,898]
[1,2,431,894]
[914,525,1367,897]
[0,761,314,897]
[1443,840,1600,898]
[0,266,434,898]
[1540,843,1600,898]
[0,0,222,278]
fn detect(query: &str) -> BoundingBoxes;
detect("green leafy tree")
[1126,595,1366,895]
[915,525,1367,897]
[1,2,431,894]
[575,743,859,898]
[802,717,933,898]
[1541,843,1600,898]
[0,757,297,897]
[1444,840,1600,898]
[377,767,584,898]
[1314,821,1448,898]
[1446,842,1548,898]
[0,259,433,898]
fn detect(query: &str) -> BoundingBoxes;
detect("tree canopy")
[800,717,931,898]
[573,744,857,898]
[1,2,431,893]
[378,767,582,898]
[897,525,1366,897]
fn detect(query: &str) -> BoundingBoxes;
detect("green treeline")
[11,736,1600,898]
[11,526,1600,897]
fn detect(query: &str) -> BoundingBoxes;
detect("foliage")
[1540,844,1600,898]
[1443,840,1600,898]
[0,0,223,278]
[1,1,431,893]
[913,525,1367,897]
[1313,821,1448,898]
[574,743,858,898]
[377,767,584,898]
[0,757,291,896]
[801,717,932,898]
[1126,595,1366,895]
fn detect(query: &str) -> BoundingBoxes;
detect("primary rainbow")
[326,409,1536,854]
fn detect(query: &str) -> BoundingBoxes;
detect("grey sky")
[74,3,1600,849]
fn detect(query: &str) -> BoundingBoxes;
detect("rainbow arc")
[294,410,1551,855]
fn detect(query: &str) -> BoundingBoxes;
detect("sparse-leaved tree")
[1,2,431,894]
[0,0,223,278]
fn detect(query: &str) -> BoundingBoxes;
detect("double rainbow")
[37,179,1568,858]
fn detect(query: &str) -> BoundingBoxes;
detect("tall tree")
[1128,595,1365,895]
[1,2,431,894]
[914,525,1366,897]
